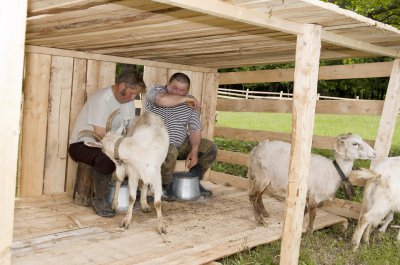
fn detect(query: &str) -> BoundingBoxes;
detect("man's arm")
[155,93,200,110]
[93,126,106,138]
[186,129,201,169]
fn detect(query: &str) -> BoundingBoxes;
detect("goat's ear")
[334,139,345,156]
[84,141,102,148]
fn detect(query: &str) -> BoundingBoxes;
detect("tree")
[325,0,400,28]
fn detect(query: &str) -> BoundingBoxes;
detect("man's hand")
[185,97,201,111]
[186,151,199,169]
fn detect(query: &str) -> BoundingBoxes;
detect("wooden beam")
[219,61,394,84]
[321,198,361,220]
[217,98,384,116]
[214,127,375,150]
[28,0,116,16]
[0,0,27,264]
[152,0,400,57]
[209,171,247,190]
[25,45,217,73]
[321,31,400,58]
[153,0,303,35]
[217,150,248,166]
[371,59,400,166]
[280,24,321,265]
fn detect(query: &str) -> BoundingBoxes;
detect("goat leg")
[306,198,318,234]
[352,216,369,251]
[153,178,166,234]
[120,173,139,229]
[139,181,151,213]
[378,211,394,233]
[112,179,122,211]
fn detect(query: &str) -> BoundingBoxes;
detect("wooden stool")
[73,163,94,207]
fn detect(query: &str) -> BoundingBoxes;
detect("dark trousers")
[161,138,218,185]
[69,142,115,175]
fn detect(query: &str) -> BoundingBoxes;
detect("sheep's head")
[334,133,376,161]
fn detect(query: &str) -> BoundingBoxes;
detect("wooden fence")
[218,87,359,100]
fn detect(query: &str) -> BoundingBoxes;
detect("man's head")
[114,71,146,103]
[167,72,191,96]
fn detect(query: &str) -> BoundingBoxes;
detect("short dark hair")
[169,72,190,88]
[116,71,146,92]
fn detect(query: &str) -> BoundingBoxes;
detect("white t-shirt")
[69,86,136,144]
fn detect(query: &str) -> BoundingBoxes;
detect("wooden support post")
[280,24,321,265]
[0,1,27,264]
[371,59,400,166]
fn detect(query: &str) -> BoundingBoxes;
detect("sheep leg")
[153,173,166,234]
[397,229,400,241]
[306,198,318,234]
[352,216,369,251]
[139,181,151,213]
[378,211,393,233]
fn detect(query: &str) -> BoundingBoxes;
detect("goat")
[81,110,169,234]
[350,156,400,250]
[247,133,376,233]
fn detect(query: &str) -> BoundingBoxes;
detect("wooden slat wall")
[19,53,117,196]
[20,53,52,196]
[66,58,87,193]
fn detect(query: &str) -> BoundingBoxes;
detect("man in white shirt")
[69,71,146,217]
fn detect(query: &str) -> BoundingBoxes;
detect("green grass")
[213,111,400,265]
[215,112,400,152]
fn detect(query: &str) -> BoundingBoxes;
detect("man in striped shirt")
[144,72,218,200]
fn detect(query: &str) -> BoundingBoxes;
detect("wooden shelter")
[2,0,400,264]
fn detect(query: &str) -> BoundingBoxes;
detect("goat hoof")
[120,219,130,229]
[158,225,167,234]
[141,205,151,213]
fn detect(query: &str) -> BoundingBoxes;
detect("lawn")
[213,111,400,265]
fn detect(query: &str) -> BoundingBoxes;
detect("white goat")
[84,111,169,234]
[350,156,400,250]
[248,133,376,232]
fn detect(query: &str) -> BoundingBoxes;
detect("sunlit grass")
[215,112,400,150]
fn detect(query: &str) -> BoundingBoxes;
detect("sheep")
[247,133,376,233]
[350,156,400,250]
[82,110,169,234]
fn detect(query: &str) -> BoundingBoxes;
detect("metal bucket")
[172,172,200,201]
[108,184,129,212]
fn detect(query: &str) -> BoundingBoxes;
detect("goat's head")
[78,108,126,153]
[334,133,376,161]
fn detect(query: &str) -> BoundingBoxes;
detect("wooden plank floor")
[12,182,347,265]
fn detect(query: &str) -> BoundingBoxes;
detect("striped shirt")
[144,85,201,147]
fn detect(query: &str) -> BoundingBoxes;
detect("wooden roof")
[26,0,400,68]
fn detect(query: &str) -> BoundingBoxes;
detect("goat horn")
[106,109,121,133]
[78,130,102,142]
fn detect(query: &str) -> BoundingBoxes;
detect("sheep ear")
[84,141,102,148]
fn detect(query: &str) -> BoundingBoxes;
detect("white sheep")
[350,156,400,250]
[83,111,169,234]
[248,133,376,232]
